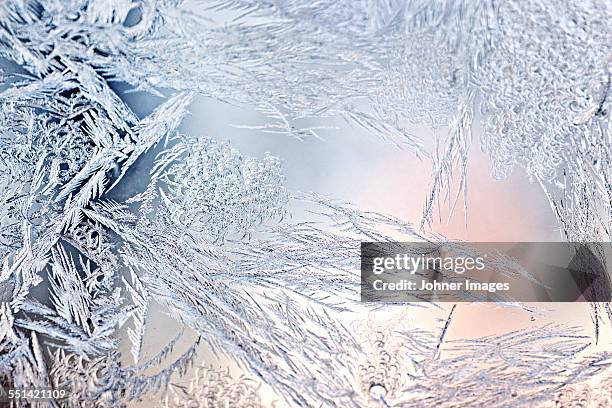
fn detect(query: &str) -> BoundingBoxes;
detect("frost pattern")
[0,0,610,407]
[166,365,263,408]
[157,136,288,241]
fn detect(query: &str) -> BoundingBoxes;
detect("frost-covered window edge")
[0,0,610,407]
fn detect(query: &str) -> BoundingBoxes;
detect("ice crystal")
[0,0,610,407]
[166,365,263,408]
[157,136,288,241]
